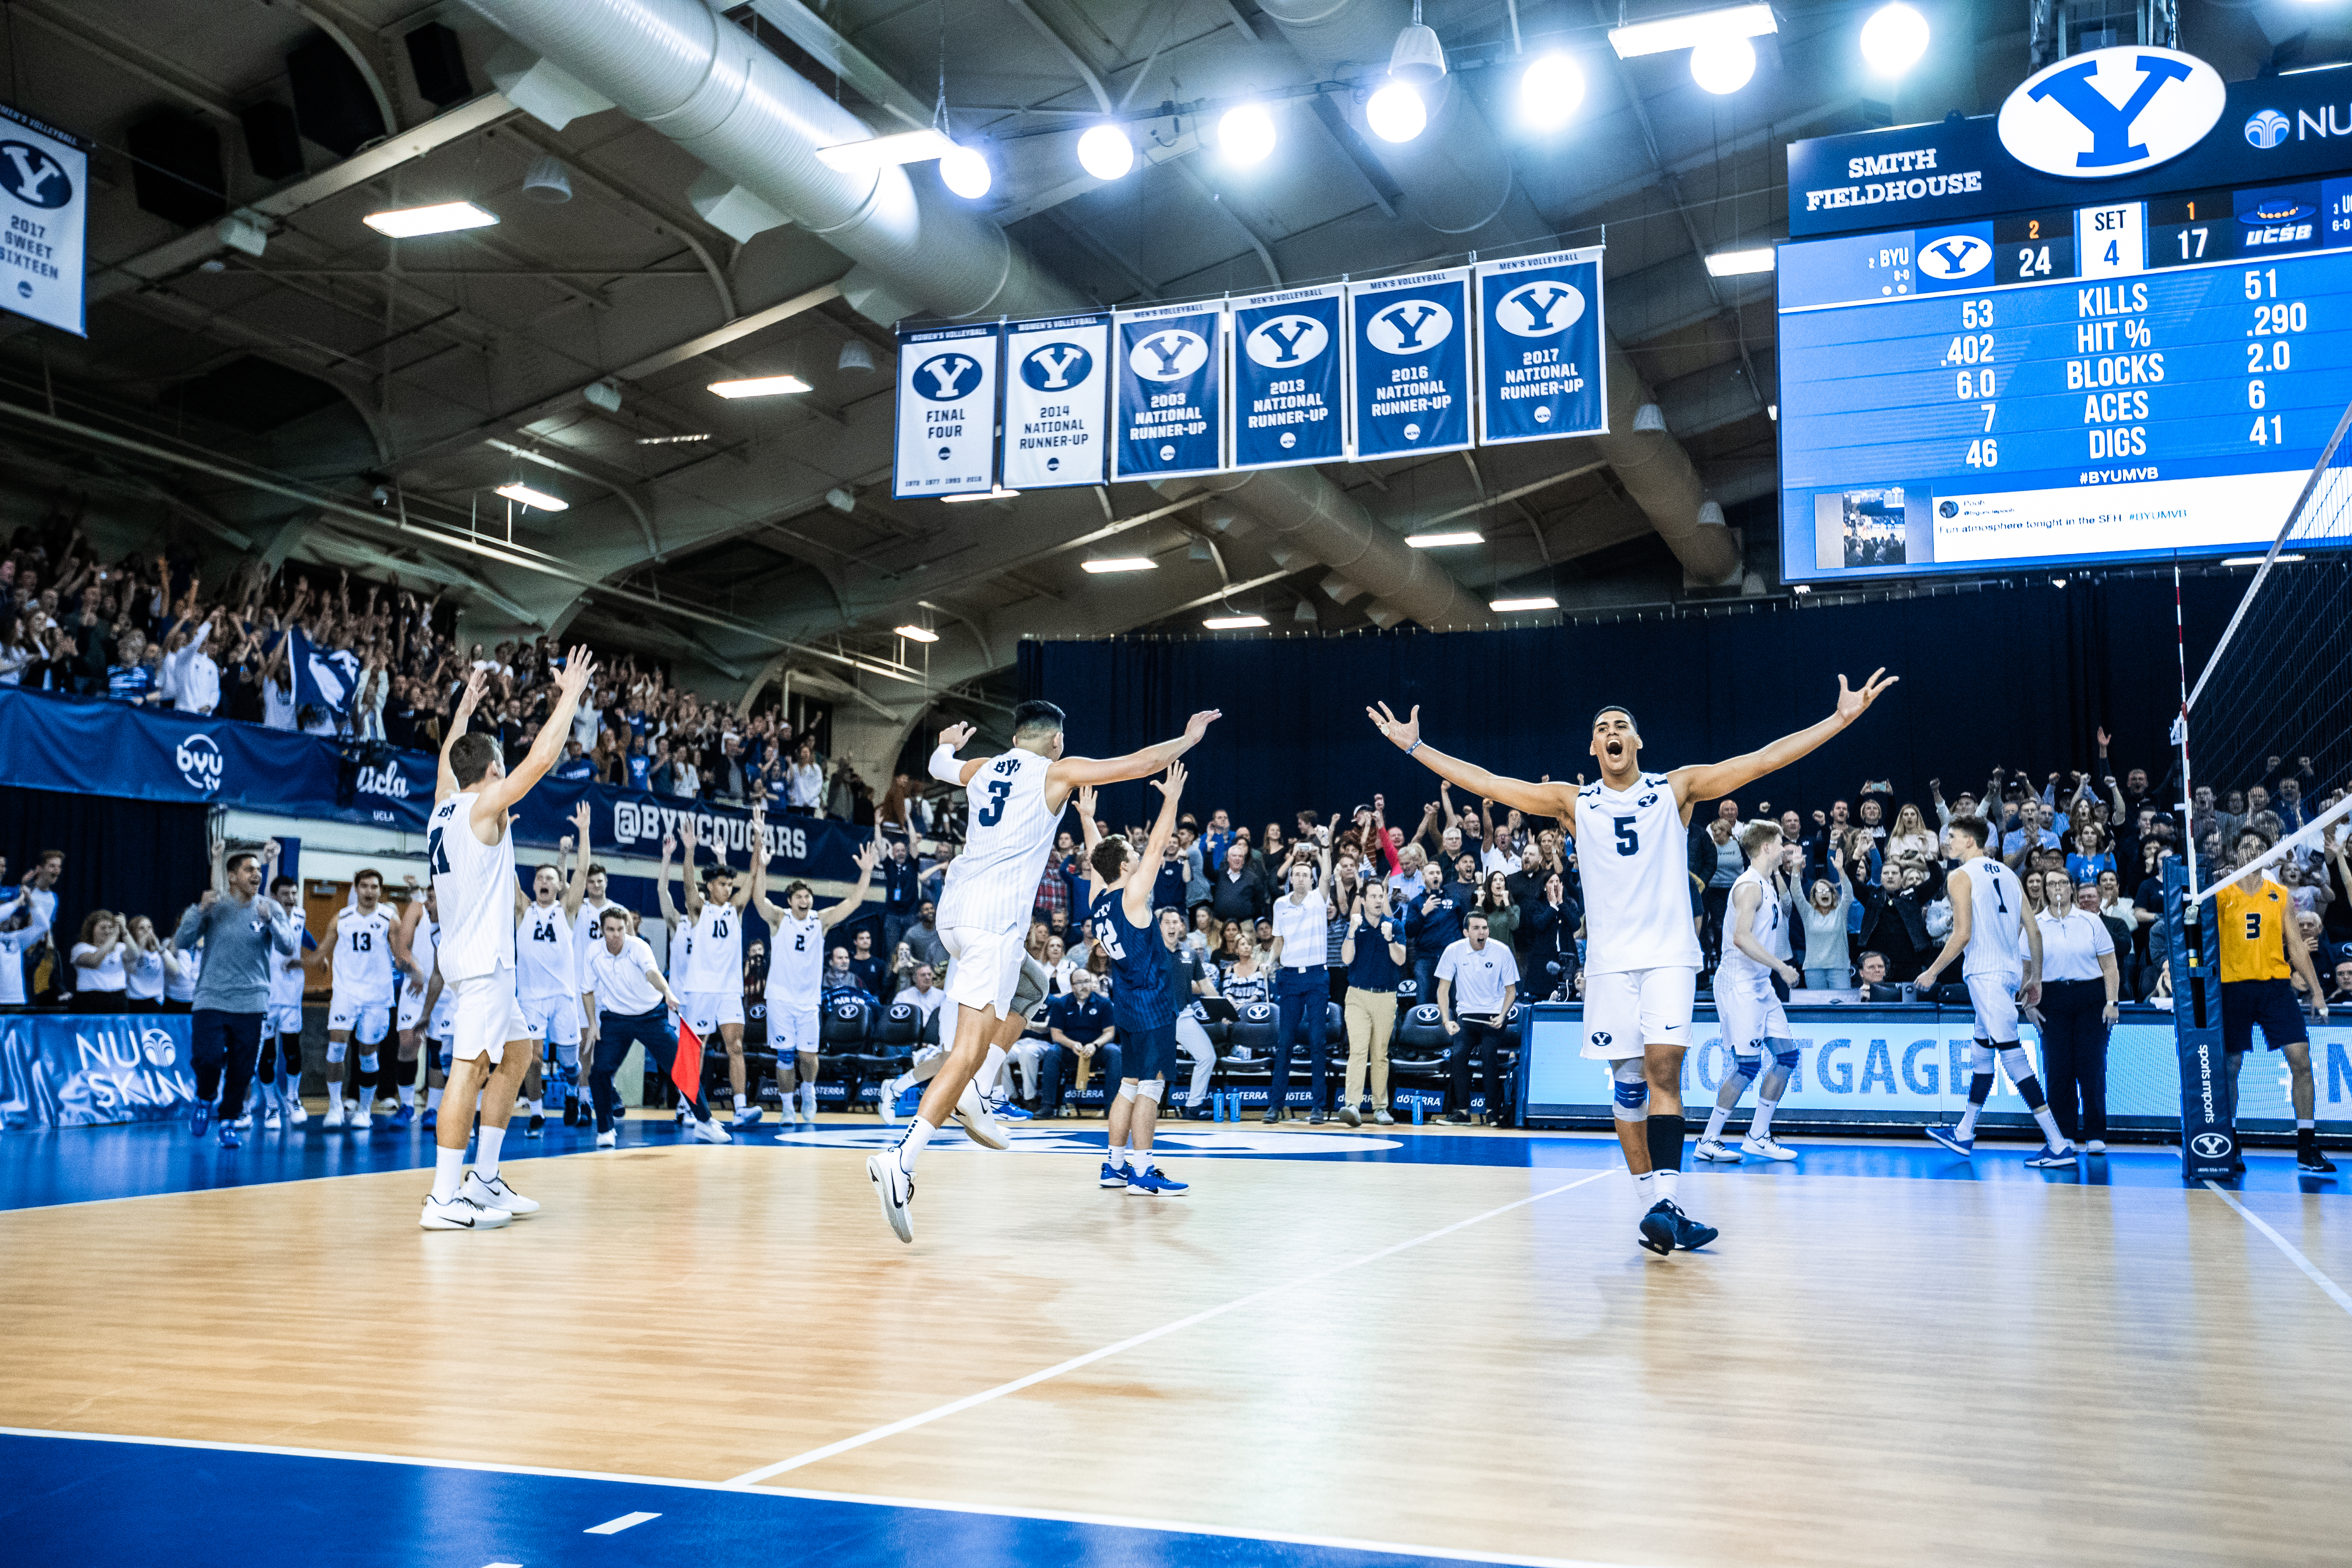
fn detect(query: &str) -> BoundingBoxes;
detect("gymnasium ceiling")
[0,0,2340,717]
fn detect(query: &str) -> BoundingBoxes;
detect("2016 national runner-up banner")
[1475,247,1607,445]
[1002,312,1111,489]
[1113,302,1225,480]
[1344,267,1473,461]
[892,322,1001,500]
[1228,283,1343,471]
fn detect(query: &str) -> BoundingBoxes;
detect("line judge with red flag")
[580,904,732,1150]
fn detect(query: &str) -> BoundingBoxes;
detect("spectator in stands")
[121,915,180,1012]
[1855,856,1932,982]
[107,630,159,706]
[1209,839,1269,925]
[0,891,49,1009]
[1796,851,1855,990]
[1038,968,1113,1116]
[891,963,943,1034]
[1474,871,1519,952]
[821,946,866,1003]
[1403,858,1465,1012]
[903,900,947,973]
[784,740,824,816]
[1267,849,1334,1124]
[848,929,889,997]
[1886,803,1937,862]
[1693,805,1742,970]
[2067,820,2116,884]
[1521,869,1580,1001]
[2328,959,2352,1007]
[1338,880,1403,1126]
[69,910,130,1011]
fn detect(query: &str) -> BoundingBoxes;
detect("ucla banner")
[1475,247,1607,446]
[1002,312,1110,489]
[1229,283,1343,471]
[1113,301,1225,479]
[0,102,89,337]
[892,322,1001,500]
[1345,268,1472,460]
[0,1014,195,1129]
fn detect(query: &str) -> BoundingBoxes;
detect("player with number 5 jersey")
[1369,670,1898,1259]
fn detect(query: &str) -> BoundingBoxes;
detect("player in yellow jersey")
[2215,828,2334,1176]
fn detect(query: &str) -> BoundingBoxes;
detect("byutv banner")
[1228,283,1343,470]
[1002,312,1111,489]
[893,322,1001,499]
[1114,302,1225,479]
[1346,268,1472,460]
[1475,247,1607,445]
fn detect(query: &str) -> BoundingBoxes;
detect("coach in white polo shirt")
[1434,913,1520,1126]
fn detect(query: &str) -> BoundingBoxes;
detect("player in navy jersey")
[1370,670,1896,1258]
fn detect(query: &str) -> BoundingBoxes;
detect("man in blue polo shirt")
[879,838,929,962]
[1403,859,1464,1014]
[1036,968,1113,1118]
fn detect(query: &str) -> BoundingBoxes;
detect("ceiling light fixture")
[943,486,1021,503]
[636,433,711,445]
[894,624,940,643]
[938,144,992,199]
[1081,557,1157,573]
[837,340,878,374]
[495,481,568,512]
[813,127,957,173]
[1388,1,1447,85]
[1077,123,1136,181]
[1366,81,1427,142]
[364,200,499,238]
[2221,553,2303,566]
[1219,103,1278,165]
[1520,54,1587,130]
[1859,3,1931,76]
[1406,530,1484,547]
[522,156,573,203]
[1706,246,1777,276]
[1690,34,1757,94]
[1489,596,1558,612]
[1204,614,1270,629]
[707,375,812,398]
[1608,4,1776,59]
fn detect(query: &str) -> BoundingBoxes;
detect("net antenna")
[2177,390,2352,906]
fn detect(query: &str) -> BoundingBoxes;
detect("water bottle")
[1411,1095,1424,1126]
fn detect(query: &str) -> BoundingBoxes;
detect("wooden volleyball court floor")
[0,1111,2346,1568]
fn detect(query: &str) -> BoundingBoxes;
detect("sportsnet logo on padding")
[1230,283,1342,471]
[1002,312,1110,489]
[892,322,1001,500]
[1474,247,1606,446]
[1346,267,1472,461]
[1113,302,1225,479]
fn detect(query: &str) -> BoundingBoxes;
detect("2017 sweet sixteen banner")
[892,247,1607,499]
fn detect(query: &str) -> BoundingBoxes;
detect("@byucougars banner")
[1002,312,1110,489]
[0,102,88,337]
[1346,267,1472,460]
[893,322,1001,499]
[1229,283,1343,471]
[1475,247,1607,446]
[1114,301,1225,480]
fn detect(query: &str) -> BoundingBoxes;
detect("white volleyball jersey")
[674,900,742,992]
[1572,772,1703,976]
[574,897,621,991]
[936,749,1058,935]
[270,909,309,1009]
[1957,857,2029,978]
[516,900,576,1001]
[404,916,438,1002]
[430,790,516,983]
[765,910,826,1007]
[331,906,396,1000]
[1715,866,1784,986]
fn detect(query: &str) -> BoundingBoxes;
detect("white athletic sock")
[1634,1170,1656,1205]
[1655,1168,1680,1204]
[2298,1118,2316,1132]
[528,1098,543,1116]
[426,1085,442,1111]
[896,1117,936,1175]
[431,1146,464,1204]
[1752,1099,1778,1139]
[981,1043,1008,1097]
[397,1084,414,1109]
[1955,1102,1984,1139]
[2030,1105,2067,1149]
[475,1124,505,1181]
[1127,1142,1146,1169]
[1702,1106,1732,1143]
[734,1092,748,1112]
[799,1082,816,1120]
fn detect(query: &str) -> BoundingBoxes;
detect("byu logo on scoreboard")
[1996,46,2226,178]
[1244,314,1328,367]
[1918,233,1992,280]
[1365,298,1453,353]
[1020,342,1093,391]
[0,141,71,208]
[911,352,985,401]
[2244,108,2291,150]
[1493,280,1586,337]
[1128,328,1210,381]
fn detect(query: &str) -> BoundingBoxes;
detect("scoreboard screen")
[1777,55,2352,584]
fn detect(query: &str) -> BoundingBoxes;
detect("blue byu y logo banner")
[1346,267,1471,460]
[893,322,1000,499]
[1229,283,1343,470]
[1002,312,1110,489]
[1996,46,2226,180]
[0,102,88,337]
[1114,302,1225,480]
[1474,247,1606,446]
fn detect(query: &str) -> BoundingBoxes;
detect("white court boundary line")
[2203,1180,2352,1318]
[727,1167,1620,1484]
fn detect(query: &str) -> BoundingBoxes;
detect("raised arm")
[473,646,596,818]
[560,802,593,921]
[745,803,784,927]
[655,832,683,928]
[1123,763,1188,925]
[1048,710,1223,792]
[1074,786,1107,902]
[679,823,705,918]
[820,837,884,929]
[437,668,487,799]
[1367,702,1579,821]
[926,721,990,790]
[1669,670,1898,808]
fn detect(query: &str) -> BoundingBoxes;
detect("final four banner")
[1474,247,1607,446]
[1113,301,1225,480]
[891,322,1001,500]
[1001,312,1110,489]
[1344,268,1472,461]
[1228,284,1343,471]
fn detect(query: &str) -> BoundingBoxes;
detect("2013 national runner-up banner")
[1344,268,1472,461]
[1228,283,1342,471]
[1475,247,1606,445]
[0,103,89,337]
[892,322,1001,500]
[1002,312,1111,489]
[1113,301,1225,480]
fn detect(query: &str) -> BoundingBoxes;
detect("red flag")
[671,1015,705,1104]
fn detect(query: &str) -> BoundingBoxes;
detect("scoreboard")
[1777,53,2352,583]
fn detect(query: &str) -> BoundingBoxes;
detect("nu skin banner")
[1345,267,1473,460]
[1113,301,1226,480]
[892,322,1001,499]
[1002,312,1111,489]
[1475,247,1607,445]
[1228,283,1344,471]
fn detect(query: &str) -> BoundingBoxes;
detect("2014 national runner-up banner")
[1475,247,1607,445]
[1344,268,1472,461]
[1002,312,1111,489]
[892,322,1001,500]
[1228,283,1343,471]
[1113,301,1225,480]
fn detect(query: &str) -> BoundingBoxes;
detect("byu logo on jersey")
[1128,328,1209,381]
[1918,233,1992,280]
[1244,314,1328,368]
[175,733,224,794]
[1997,47,2226,178]
[1364,298,1453,354]
[1636,793,1658,808]
[1494,280,1585,337]
[1020,342,1093,391]
[911,352,985,401]
[2244,108,2291,150]
[0,141,70,208]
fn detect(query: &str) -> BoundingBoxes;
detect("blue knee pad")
[1611,1059,1650,1122]
[1724,1051,1759,1083]
[1768,1039,1801,1070]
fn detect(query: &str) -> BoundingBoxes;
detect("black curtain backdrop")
[1019,578,2243,830]
[0,787,212,952]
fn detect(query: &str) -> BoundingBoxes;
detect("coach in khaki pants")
[1338,884,1407,1125]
